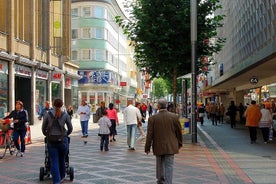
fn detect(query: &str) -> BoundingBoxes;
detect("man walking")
[77,100,91,138]
[244,100,261,144]
[123,101,142,150]
[145,98,183,184]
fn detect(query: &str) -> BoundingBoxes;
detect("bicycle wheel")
[0,132,8,159]
[8,135,16,155]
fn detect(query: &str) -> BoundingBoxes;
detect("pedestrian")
[123,101,142,150]
[259,103,272,144]
[210,102,218,125]
[238,102,246,123]
[244,100,262,144]
[106,103,119,142]
[198,104,205,126]
[98,110,112,151]
[218,103,225,123]
[95,101,107,123]
[141,102,148,119]
[41,98,73,184]
[2,100,28,157]
[38,101,52,120]
[228,101,237,128]
[67,105,73,119]
[77,100,91,138]
[135,102,146,140]
[148,102,153,117]
[145,98,183,184]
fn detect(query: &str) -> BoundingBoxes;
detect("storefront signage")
[0,61,8,74]
[15,64,31,77]
[52,71,63,81]
[36,70,48,80]
[65,78,71,89]
[250,76,258,85]
[120,82,127,86]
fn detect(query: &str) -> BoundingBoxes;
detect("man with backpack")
[42,98,73,184]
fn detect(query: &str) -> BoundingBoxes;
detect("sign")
[115,100,120,104]
[250,76,258,85]
[52,71,63,81]
[120,82,127,86]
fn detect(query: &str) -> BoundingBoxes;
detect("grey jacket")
[145,109,182,156]
[41,110,73,137]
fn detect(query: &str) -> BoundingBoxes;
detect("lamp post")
[191,0,197,143]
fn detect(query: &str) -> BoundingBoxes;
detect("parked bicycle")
[0,119,15,159]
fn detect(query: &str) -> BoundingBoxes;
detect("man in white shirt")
[77,100,91,138]
[123,101,142,150]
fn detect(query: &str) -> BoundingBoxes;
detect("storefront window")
[0,61,8,118]
[52,82,60,101]
[36,80,47,115]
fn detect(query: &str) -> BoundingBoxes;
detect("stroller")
[39,137,74,181]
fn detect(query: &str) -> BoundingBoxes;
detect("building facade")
[71,0,140,112]
[0,0,79,125]
[205,0,276,105]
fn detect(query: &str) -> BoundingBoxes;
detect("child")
[98,110,112,151]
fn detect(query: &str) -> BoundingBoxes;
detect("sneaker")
[129,147,135,151]
[20,152,24,157]
[113,138,116,141]
[16,149,21,156]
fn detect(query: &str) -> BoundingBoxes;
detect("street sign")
[249,76,258,85]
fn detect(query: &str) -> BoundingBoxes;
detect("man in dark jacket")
[145,98,182,184]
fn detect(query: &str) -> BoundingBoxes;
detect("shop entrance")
[15,76,32,124]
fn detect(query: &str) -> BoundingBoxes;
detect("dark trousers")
[100,134,109,151]
[248,126,257,142]
[260,127,270,142]
[230,115,236,128]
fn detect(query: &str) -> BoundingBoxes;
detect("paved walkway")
[0,113,276,183]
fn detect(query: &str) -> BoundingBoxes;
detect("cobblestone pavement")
[0,113,275,184]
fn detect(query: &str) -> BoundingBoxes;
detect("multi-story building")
[0,0,80,125]
[71,0,140,111]
[205,0,276,105]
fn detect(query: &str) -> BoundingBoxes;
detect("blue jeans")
[80,120,88,136]
[13,128,27,152]
[156,154,174,184]
[47,137,68,184]
[127,124,137,148]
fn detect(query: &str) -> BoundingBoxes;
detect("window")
[94,49,105,61]
[72,29,78,39]
[83,7,91,17]
[72,50,78,60]
[95,27,104,39]
[82,49,91,60]
[82,28,91,38]
[72,8,78,17]
[94,6,105,18]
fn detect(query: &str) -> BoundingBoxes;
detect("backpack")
[47,111,65,142]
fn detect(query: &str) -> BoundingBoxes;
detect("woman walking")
[106,103,119,142]
[259,103,272,144]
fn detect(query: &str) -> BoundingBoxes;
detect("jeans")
[100,134,109,151]
[47,137,68,184]
[13,128,27,153]
[156,154,174,184]
[80,120,88,136]
[127,124,137,148]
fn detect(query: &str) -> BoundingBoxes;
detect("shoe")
[61,177,65,183]
[100,146,103,151]
[16,149,21,156]
[110,140,112,142]
[264,142,268,144]
[105,149,109,151]
[20,152,24,157]
[129,147,135,151]
[113,138,116,141]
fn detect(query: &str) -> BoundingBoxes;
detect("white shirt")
[77,105,91,121]
[123,104,142,125]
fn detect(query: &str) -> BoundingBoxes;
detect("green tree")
[152,78,168,100]
[116,0,225,111]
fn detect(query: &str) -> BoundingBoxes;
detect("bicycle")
[0,121,15,159]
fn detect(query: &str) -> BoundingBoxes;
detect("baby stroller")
[39,137,74,181]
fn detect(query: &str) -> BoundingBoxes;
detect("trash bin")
[179,117,190,134]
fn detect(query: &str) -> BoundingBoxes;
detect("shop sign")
[65,78,71,89]
[250,76,258,85]
[52,71,63,81]
[0,61,8,74]
[120,82,127,86]
[15,64,31,77]
[36,69,48,80]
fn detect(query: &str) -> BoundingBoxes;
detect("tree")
[116,0,225,111]
[152,78,168,100]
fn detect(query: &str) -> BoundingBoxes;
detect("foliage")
[116,0,225,108]
[152,78,168,99]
